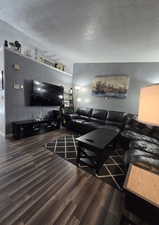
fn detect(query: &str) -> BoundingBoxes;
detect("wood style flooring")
[0,129,123,225]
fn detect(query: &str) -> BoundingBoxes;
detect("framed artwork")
[92,75,129,98]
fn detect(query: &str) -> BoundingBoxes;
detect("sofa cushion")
[79,115,90,120]
[121,130,159,145]
[130,140,159,157]
[89,118,106,125]
[91,109,107,121]
[150,127,159,140]
[82,121,120,133]
[124,149,159,169]
[124,113,137,125]
[83,121,106,129]
[72,119,87,124]
[105,120,123,128]
[76,107,92,117]
[107,111,126,122]
[125,116,153,135]
[64,113,80,120]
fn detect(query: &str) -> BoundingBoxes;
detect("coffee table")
[76,128,119,175]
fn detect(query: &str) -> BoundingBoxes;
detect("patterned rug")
[45,134,126,190]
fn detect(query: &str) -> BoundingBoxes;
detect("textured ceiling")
[1,0,159,71]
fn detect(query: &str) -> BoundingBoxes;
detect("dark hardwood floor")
[0,129,123,225]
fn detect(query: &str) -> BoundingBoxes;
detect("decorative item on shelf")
[63,87,74,114]
[4,40,8,47]
[92,75,129,98]
[9,41,22,52]
[23,48,33,58]
[64,101,70,107]
[13,81,20,90]
[13,64,21,71]
[34,48,38,60]
[9,42,16,50]
[13,81,23,90]
[15,41,21,52]
[39,56,55,68]
[74,85,81,108]
[55,63,65,71]
[69,88,73,94]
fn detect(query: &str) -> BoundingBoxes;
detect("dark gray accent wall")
[0,48,5,135]
[73,63,159,114]
[5,48,72,134]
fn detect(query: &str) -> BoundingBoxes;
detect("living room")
[0,1,159,225]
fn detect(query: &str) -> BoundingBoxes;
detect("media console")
[13,118,60,139]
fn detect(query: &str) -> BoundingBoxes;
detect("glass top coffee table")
[76,128,120,176]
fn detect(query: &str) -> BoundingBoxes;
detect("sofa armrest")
[64,113,80,120]
[121,130,159,145]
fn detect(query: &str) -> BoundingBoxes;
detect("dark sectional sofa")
[64,108,159,173]
[64,107,126,133]
[121,118,159,172]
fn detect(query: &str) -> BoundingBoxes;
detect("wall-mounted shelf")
[64,88,74,113]
[3,47,72,77]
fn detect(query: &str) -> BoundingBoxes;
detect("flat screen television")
[30,80,64,106]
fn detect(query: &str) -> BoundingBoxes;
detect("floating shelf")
[2,47,72,77]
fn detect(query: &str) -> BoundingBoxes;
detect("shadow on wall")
[24,79,32,106]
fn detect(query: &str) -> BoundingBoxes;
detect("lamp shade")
[138,84,159,126]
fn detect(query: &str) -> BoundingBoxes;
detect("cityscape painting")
[92,75,129,98]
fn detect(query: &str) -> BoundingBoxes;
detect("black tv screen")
[30,80,64,106]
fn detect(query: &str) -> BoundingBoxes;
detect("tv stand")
[12,117,60,139]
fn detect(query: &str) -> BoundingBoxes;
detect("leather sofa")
[64,108,159,172]
[124,140,159,174]
[64,107,126,134]
[121,119,159,172]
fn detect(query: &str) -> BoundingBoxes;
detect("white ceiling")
[1,0,159,71]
